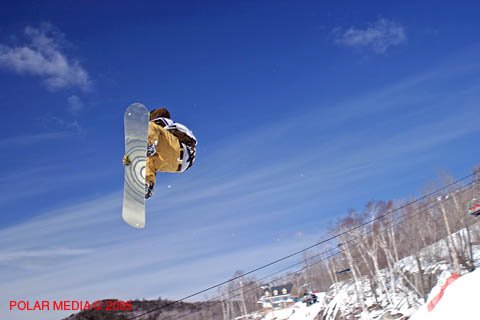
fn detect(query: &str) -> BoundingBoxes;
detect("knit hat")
[149,107,171,120]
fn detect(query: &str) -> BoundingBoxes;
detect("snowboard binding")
[122,154,131,166]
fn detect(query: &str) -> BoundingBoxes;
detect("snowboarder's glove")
[147,141,157,157]
[122,154,131,166]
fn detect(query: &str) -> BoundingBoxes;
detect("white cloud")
[334,18,407,54]
[40,116,83,134]
[0,132,67,149]
[0,248,92,264]
[67,95,84,114]
[0,24,92,91]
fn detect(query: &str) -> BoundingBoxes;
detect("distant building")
[258,283,296,309]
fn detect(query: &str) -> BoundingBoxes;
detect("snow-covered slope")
[257,293,325,320]
[244,292,325,320]
[318,224,480,319]
[410,268,480,319]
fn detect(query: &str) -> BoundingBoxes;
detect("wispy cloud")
[0,248,92,264]
[0,23,92,91]
[334,18,407,54]
[67,95,84,115]
[40,116,84,135]
[0,132,67,149]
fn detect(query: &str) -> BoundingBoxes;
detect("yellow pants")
[146,122,182,185]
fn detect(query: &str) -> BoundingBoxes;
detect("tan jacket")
[145,117,197,185]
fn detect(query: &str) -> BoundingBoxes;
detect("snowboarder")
[123,107,197,199]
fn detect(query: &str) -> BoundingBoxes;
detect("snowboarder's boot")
[145,182,155,199]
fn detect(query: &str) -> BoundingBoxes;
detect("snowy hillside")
[320,228,480,319]
[410,268,480,319]
[244,261,480,320]
[247,294,325,320]
[263,299,323,320]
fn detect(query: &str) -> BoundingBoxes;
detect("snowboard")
[122,103,149,228]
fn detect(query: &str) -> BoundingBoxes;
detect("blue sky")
[1,1,480,319]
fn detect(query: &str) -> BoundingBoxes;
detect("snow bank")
[260,293,325,320]
[410,268,480,319]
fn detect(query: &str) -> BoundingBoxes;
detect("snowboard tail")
[122,103,149,228]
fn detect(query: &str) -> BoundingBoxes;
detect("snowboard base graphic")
[122,103,149,228]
